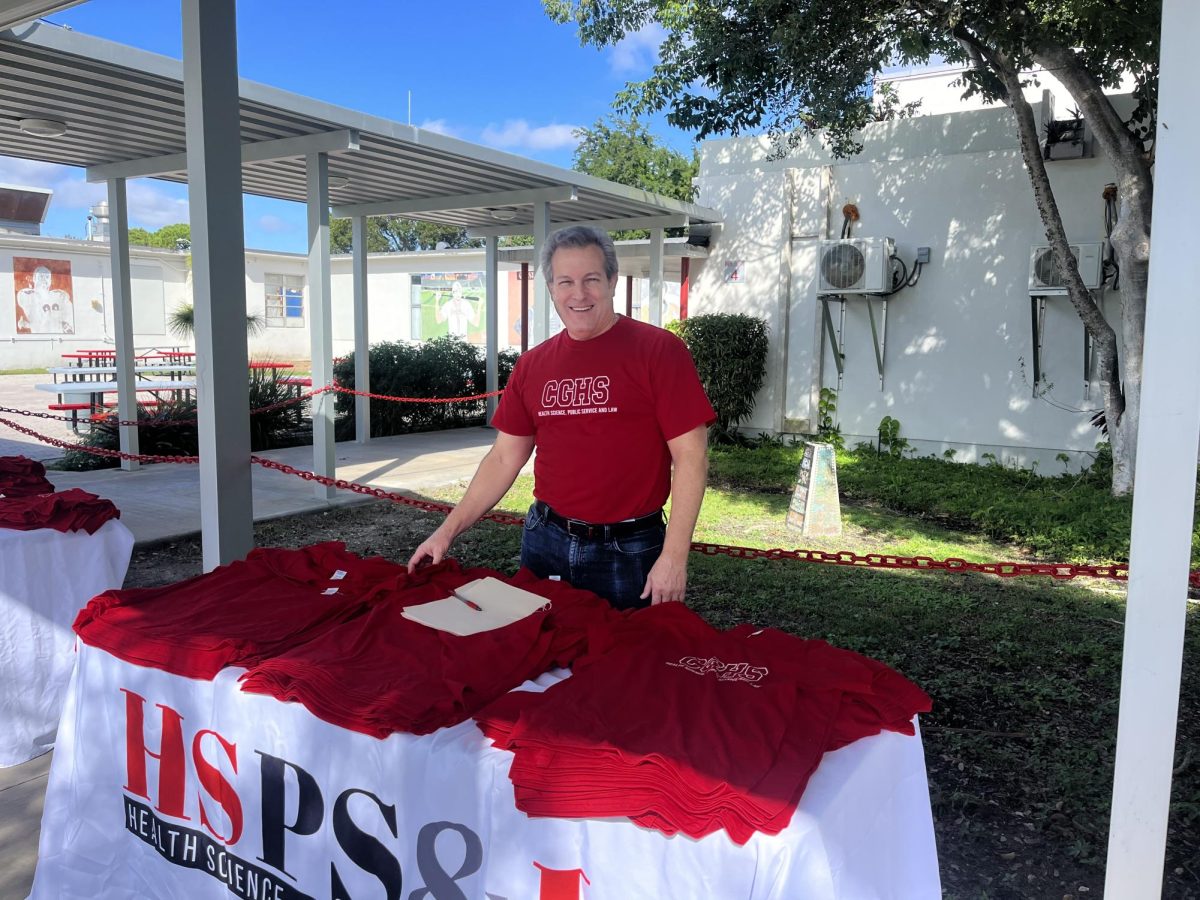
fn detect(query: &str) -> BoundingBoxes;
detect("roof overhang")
[0,20,722,233]
[0,1,83,30]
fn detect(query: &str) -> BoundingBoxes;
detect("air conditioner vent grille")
[821,244,867,290]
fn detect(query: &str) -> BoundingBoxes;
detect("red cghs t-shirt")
[491,316,715,522]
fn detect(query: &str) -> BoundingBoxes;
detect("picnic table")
[35,380,198,427]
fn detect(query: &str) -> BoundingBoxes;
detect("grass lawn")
[420,449,1198,898]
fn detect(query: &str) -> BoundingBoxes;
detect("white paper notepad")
[401,577,549,636]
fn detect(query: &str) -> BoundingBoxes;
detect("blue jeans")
[519,502,665,611]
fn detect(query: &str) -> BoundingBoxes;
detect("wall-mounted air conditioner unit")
[1028,242,1104,294]
[817,237,895,295]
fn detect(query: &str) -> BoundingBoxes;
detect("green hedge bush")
[668,313,769,442]
[333,336,519,439]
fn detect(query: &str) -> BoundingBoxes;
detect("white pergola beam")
[484,235,499,424]
[307,151,336,499]
[352,216,370,444]
[648,226,665,327]
[1103,0,1199,895]
[332,185,577,219]
[531,201,550,346]
[467,213,689,238]
[106,177,138,471]
[85,129,360,183]
[183,0,254,571]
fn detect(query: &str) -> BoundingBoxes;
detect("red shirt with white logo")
[491,316,714,522]
[475,603,932,844]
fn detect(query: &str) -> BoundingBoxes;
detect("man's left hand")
[641,551,687,605]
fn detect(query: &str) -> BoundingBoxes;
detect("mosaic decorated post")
[786,442,842,536]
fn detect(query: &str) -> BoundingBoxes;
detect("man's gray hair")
[539,225,619,283]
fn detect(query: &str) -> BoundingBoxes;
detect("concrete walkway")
[0,373,518,897]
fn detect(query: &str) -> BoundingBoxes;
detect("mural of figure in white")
[15,262,74,334]
[435,280,480,338]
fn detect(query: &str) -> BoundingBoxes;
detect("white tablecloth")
[31,643,942,899]
[0,519,133,767]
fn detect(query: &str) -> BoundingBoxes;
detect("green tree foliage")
[668,314,769,442]
[329,217,481,254]
[128,222,191,250]
[573,116,697,201]
[572,115,698,239]
[545,0,1159,496]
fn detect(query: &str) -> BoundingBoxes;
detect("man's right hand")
[407,527,452,573]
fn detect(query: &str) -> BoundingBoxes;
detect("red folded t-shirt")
[0,487,119,533]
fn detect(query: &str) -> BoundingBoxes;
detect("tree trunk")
[1032,45,1153,497]
[992,62,1131,493]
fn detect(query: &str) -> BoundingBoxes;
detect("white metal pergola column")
[351,215,370,444]
[648,226,665,326]
[181,0,253,570]
[306,151,335,498]
[105,177,138,470]
[531,200,550,345]
[1103,1,1199,895]
[484,234,499,424]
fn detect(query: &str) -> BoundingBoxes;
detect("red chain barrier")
[4,412,1198,589]
[248,456,525,526]
[0,417,198,464]
[687,540,1139,584]
[329,383,503,404]
[0,387,332,429]
[0,381,498,429]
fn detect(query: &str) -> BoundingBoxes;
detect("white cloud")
[0,156,71,187]
[0,155,187,231]
[418,118,459,138]
[125,181,189,229]
[480,120,582,152]
[256,214,295,234]
[609,24,667,75]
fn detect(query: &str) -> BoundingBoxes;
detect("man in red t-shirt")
[409,226,715,609]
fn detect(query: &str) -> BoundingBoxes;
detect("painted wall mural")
[14,256,74,334]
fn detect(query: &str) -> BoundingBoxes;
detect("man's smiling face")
[548,245,619,341]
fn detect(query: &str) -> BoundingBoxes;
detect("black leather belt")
[535,500,664,541]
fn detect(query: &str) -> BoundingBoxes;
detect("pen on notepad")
[453,591,483,612]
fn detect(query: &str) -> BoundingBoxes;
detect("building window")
[265,274,305,327]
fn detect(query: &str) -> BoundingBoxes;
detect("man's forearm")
[663,431,709,558]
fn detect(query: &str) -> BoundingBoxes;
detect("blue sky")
[1,0,695,252]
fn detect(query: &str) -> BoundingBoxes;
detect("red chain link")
[0,387,331,429]
[0,381,497,429]
[248,455,525,525]
[0,417,198,463]
[4,412,1198,588]
[328,383,503,404]
[687,540,1142,583]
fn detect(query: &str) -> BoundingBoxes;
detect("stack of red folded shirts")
[0,487,119,534]
[238,561,621,737]
[474,602,931,845]
[74,542,402,678]
[0,455,55,498]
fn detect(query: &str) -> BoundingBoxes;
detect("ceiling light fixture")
[328,174,350,189]
[17,117,67,138]
[489,207,518,222]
